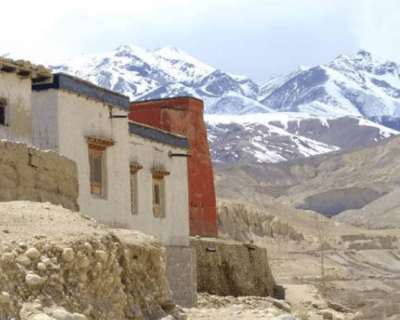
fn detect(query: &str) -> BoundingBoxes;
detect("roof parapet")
[0,57,53,84]
[129,121,189,149]
[32,73,130,110]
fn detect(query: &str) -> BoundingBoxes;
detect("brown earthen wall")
[190,237,276,297]
[130,97,218,237]
[0,140,79,211]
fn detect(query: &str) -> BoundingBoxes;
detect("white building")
[0,58,52,144]
[0,63,196,306]
[31,73,190,247]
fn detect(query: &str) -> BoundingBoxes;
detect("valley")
[213,129,400,318]
[215,133,400,227]
[216,200,400,319]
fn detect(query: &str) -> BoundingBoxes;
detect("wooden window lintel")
[130,163,143,174]
[86,136,115,151]
[151,169,170,180]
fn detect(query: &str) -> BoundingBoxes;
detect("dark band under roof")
[32,73,130,110]
[129,122,189,149]
[130,96,203,104]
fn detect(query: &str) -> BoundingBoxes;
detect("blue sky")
[1,0,399,81]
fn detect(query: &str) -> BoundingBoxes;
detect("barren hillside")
[215,134,400,227]
[333,188,400,229]
[214,136,400,318]
[216,200,400,319]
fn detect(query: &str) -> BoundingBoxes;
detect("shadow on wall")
[0,140,78,211]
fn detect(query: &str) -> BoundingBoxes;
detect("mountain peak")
[155,45,181,53]
[153,45,215,76]
[115,44,152,54]
[116,44,135,52]
[331,50,374,63]
[329,50,377,71]
[298,64,310,71]
[153,45,185,58]
[357,49,372,58]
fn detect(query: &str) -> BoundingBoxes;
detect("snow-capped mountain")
[260,50,400,117]
[258,65,309,101]
[51,46,400,118]
[49,45,400,165]
[49,44,268,114]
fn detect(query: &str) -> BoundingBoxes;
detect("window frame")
[86,136,115,198]
[130,163,142,214]
[89,148,103,196]
[0,97,7,126]
[151,169,169,218]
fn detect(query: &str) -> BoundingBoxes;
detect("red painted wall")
[129,97,218,237]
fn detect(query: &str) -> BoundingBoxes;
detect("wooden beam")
[1,63,17,73]
[17,68,32,79]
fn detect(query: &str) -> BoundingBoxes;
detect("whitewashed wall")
[0,73,32,144]
[128,135,189,246]
[56,90,133,227]
[32,90,59,151]
[31,89,190,246]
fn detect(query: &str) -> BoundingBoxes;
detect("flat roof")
[32,73,130,110]
[130,96,203,105]
[129,121,189,149]
[0,57,52,83]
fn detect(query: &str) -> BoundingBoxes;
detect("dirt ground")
[181,292,358,320]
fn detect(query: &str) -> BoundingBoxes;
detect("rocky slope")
[0,201,183,320]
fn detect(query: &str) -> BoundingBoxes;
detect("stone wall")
[165,246,197,307]
[0,201,180,320]
[190,237,276,298]
[0,140,78,211]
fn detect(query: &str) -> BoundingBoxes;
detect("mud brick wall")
[165,246,197,307]
[0,140,78,210]
[190,237,276,297]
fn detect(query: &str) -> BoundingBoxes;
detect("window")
[151,169,169,218]
[89,149,103,195]
[152,178,164,217]
[0,98,7,126]
[130,164,142,214]
[86,136,115,197]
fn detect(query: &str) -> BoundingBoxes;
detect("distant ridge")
[50,46,400,165]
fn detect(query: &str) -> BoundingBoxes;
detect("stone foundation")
[165,246,197,307]
[0,202,178,320]
[190,237,276,297]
